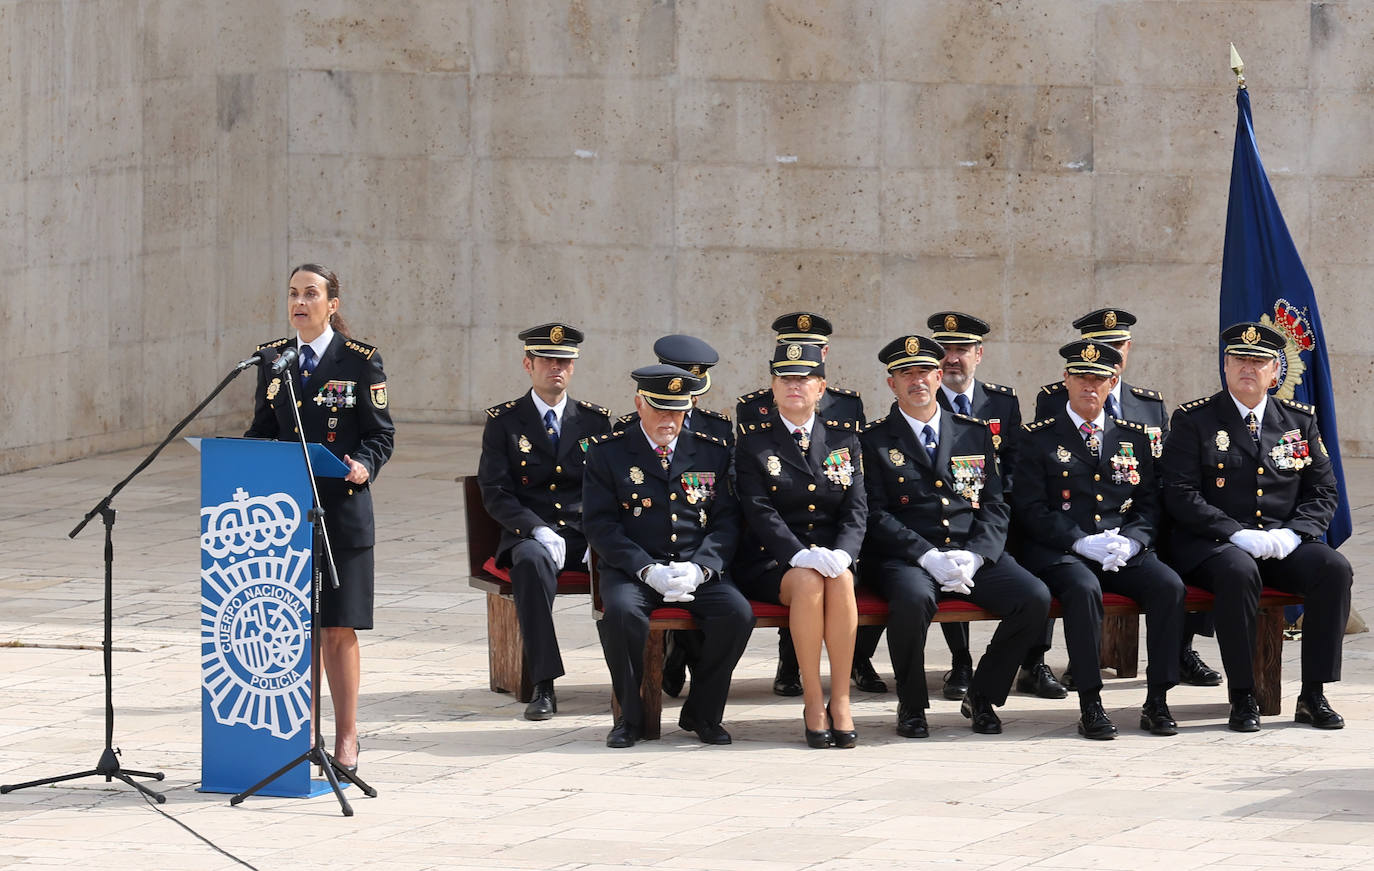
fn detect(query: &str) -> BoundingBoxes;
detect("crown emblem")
[667,377,683,393]
[1081,344,1101,363]
[797,314,812,331]
[1103,310,1117,329]
[786,343,802,361]
[1261,299,1315,401]
[904,336,920,355]
[944,314,959,331]
[1242,325,1259,345]
[549,325,564,344]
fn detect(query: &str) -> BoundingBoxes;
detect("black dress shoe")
[851,658,888,694]
[662,639,688,698]
[1295,693,1345,729]
[896,704,929,739]
[773,660,803,697]
[1228,692,1261,733]
[1077,699,1118,740]
[1180,648,1223,687]
[524,680,557,721]
[1016,663,1068,699]
[679,714,732,745]
[960,693,1002,734]
[826,703,857,749]
[804,726,833,748]
[1139,697,1178,736]
[942,662,973,701]
[606,720,641,748]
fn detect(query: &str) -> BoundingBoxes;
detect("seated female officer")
[734,342,867,748]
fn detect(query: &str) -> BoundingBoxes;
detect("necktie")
[1079,421,1100,457]
[544,409,559,450]
[922,424,937,462]
[792,428,810,452]
[954,394,972,417]
[655,444,671,470]
[1246,411,1260,445]
[1106,394,1121,420]
[299,345,316,385]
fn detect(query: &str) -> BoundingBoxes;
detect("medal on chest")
[822,447,854,487]
[1056,445,1072,464]
[680,471,716,504]
[1269,429,1310,471]
[766,455,782,478]
[1145,426,1162,459]
[629,466,645,485]
[1110,442,1140,485]
[1215,430,1230,451]
[988,419,1002,451]
[950,455,987,508]
[518,434,532,454]
[888,448,905,467]
[313,380,357,410]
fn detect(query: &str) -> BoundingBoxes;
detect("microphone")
[269,346,299,375]
[234,348,272,371]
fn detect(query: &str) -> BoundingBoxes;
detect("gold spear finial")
[1230,43,1246,89]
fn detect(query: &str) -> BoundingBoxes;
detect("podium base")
[199,779,347,799]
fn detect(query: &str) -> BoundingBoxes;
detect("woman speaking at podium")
[245,264,395,773]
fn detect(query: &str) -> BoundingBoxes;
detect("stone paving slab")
[0,423,1371,870]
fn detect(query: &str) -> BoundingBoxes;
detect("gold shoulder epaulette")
[828,386,860,398]
[1023,418,1055,432]
[737,387,769,403]
[344,339,377,360]
[695,407,731,423]
[1113,418,1146,432]
[257,337,290,351]
[1039,381,1065,396]
[1130,385,1163,401]
[689,429,726,447]
[950,412,987,425]
[744,420,773,433]
[615,412,637,426]
[864,415,889,430]
[590,430,627,445]
[485,399,519,419]
[1279,397,1315,415]
[981,381,1016,397]
[577,399,610,416]
[824,419,856,431]
[1178,396,1211,413]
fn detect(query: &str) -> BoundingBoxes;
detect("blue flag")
[1219,86,1351,547]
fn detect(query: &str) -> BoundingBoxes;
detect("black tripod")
[1,353,267,801]
[231,349,376,816]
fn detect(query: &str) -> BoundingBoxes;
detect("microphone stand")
[230,360,376,816]
[1,355,262,802]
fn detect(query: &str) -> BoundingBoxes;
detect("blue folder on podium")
[191,437,348,797]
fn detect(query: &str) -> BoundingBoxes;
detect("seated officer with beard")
[1159,322,1352,732]
[860,333,1050,737]
[583,365,754,748]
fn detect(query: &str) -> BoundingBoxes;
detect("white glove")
[946,550,984,585]
[1100,534,1141,572]
[918,549,964,584]
[532,526,566,568]
[581,547,591,567]
[941,578,973,596]
[811,548,851,578]
[667,561,706,591]
[790,548,825,573]
[1230,529,1278,560]
[1072,532,1114,564]
[661,577,696,603]
[1268,528,1302,560]
[642,563,678,596]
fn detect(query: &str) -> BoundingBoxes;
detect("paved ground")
[2,423,1372,871]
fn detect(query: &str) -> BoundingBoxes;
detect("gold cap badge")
[549,326,564,344]
[904,336,920,355]
[667,377,683,393]
[1103,310,1117,329]
[944,314,959,331]
[1082,345,1100,363]
[1242,325,1259,345]
[689,365,701,376]
[797,314,812,331]
[786,343,802,361]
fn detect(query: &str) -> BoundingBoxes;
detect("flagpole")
[1229,43,1245,89]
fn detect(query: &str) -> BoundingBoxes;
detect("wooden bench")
[462,475,592,703]
[587,561,1302,739]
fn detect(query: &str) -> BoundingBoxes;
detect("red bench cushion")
[480,556,590,587]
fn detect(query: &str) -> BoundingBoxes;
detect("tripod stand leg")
[229,750,311,806]
[2,751,165,801]
[111,772,167,804]
[2,769,102,793]
[314,749,354,817]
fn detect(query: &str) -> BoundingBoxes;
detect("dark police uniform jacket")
[859,403,1009,564]
[616,407,734,449]
[1158,392,1338,575]
[736,386,866,432]
[1013,414,1160,573]
[582,428,740,577]
[477,391,612,566]
[245,334,395,547]
[937,380,1021,491]
[734,418,867,574]
[1036,380,1168,458]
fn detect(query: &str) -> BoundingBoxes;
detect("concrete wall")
[3,1,1372,474]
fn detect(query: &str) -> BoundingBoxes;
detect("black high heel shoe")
[804,706,833,748]
[826,703,857,749]
[341,738,361,775]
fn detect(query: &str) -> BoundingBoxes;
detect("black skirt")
[317,546,374,629]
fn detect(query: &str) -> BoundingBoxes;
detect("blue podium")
[194,437,347,797]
